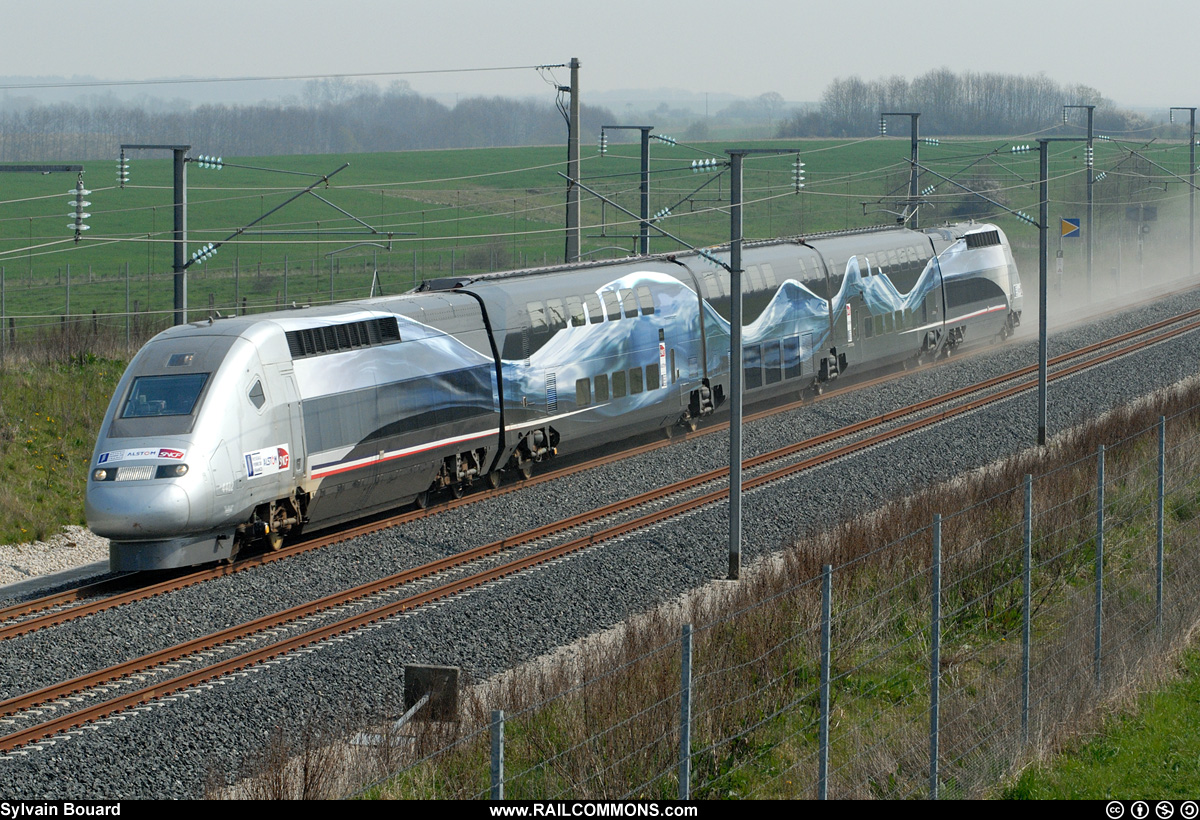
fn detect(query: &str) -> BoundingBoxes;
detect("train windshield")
[121,373,210,418]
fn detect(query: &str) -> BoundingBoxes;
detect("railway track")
[4,303,1199,642]
[3,307,1200,755]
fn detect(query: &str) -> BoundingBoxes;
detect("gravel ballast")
[2,285,1200,798]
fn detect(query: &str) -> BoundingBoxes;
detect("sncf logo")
[158,448,186,460]
[277,447,290,470]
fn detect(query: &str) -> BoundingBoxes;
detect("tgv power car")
[87,222,1022,570]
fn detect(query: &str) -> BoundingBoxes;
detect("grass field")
[3,134,1189,337]
[1001,646,1200,798]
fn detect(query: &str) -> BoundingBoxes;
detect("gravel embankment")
[0,527,108,587]
[2,286,1200,798]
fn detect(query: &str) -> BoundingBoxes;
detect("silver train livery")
[87,222,1023,570]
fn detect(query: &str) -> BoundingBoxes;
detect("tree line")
[0,70,1172,162]
[777,68,1155,137]
[0,79,619,161]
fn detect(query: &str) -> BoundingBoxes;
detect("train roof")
[415,221,996,292]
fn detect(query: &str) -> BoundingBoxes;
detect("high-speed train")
[87,221,1022,570]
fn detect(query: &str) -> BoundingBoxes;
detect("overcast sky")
[0,0,1191,109]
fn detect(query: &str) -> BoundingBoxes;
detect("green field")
[3,135,1191,342]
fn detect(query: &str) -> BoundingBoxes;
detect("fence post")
[235,258,240,315]
[490,709,504,800]
[124,262,130,352]
[1157,416,1166,639]
[819,564,832,800]
[1095,445,1105,688]
[1,265,5,364]
[1022,474,1033,746]
[679,623,692,800]
[284,257,289,305]
[65,263,70,320]
[930,514,941,800]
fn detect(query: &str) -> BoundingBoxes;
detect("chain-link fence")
[342,394,1200,800]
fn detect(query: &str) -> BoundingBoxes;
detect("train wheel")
[266,529,284,552]
[520,460,534,480]
[488,471,502,489]
[414,491,429,510]
[686,417,699,433]
[452,484,465,499]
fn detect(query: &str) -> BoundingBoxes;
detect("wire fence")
[341,397,1200,800]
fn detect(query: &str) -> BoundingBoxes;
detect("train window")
[527,301,547,331]
[248,380,266,410]
[717,270,731,297]
[895,310,904,330]
[703,273,721,300]
[783,336,801,379]
[888,249,900,268]
[744,345,762,390]
[630,368,644,394]
[620,289,639,318]
[584,293,604,323]
[764,340,782,385]
[746,266,764,292]
[636,286,655,315]
[762,264,777,289]
[122,373,209,418]
[863,315,874,339]
[546,299,567,332]
[884,313,894,334]
[612,370,627,398]
[862,255,873,275]
[566,296,586,327]
[602,291,620,320]
[646,363,660,390]
[595,374,609,402]
[905,308,914,327]
[576,378,591,408]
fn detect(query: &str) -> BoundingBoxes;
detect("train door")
[274,367,304,483]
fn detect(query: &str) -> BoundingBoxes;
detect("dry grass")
[221,380,1200,801]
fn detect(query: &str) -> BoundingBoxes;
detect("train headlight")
[92,468,108,482]
[155,463,190,479]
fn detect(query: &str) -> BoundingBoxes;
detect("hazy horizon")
[3,0,1194,114]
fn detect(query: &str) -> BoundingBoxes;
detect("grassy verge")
[334,380,1200,800]
[0,347,125,544]
[1000,645,1200,799]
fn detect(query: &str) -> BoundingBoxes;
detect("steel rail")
[3,312,1198,753]
[6,303,1200,642]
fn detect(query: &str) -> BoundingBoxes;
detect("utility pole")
[880,113,921,228]
[123,144,190,325]
[1170,107,1196,275]
[564,57,581,263]
[1063,105,1095,299]
[725,147,805,580]
[599,125,674,254]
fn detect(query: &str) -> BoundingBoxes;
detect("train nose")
[86,482,192,539]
